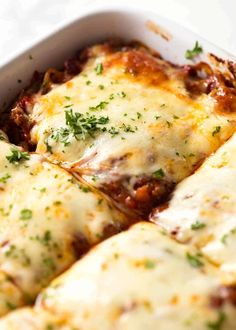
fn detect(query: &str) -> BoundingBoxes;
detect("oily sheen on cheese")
[152,133,236,284]
[24,43,236,214]
[0,222,236,330]
[0,138,128,315]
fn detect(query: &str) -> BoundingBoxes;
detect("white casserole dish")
[0,4,235,111]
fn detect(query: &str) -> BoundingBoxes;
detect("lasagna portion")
[1,222,236,330]
[152,132,236,283]
[9,41,236,215]
[0,137,129,315]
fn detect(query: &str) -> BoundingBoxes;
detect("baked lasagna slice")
[0,136,129,315]
[9,42,236,215]
[152,132,236,283]
[1,222,236,329]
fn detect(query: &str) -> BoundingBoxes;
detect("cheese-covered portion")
[0,139,128,315]
[22,43,236,214]
[152,133,236,283]
[1,222,236,330]
[0,271,25,316]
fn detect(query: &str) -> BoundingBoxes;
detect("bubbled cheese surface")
[30,46,236,188]
[153,133,236,284]
[1,223,236,330]
[0,139,128,312]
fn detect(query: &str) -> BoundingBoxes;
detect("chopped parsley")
[64,104,73,108]
[86,80,91,85]
[53,201,62,205]
[95,63,103,75]
[78,184,91,193]
[186,252,204,268]
[185,41,203,60]
[109,93,115,100]
[49,110,110,146]
[0,133,5,140]
[212,126,221,137]
[64,96,71,100]
[89,101,109,111]
[117,91,126,98]
[45,136,53,153]
[5,301,16,310]
[220,229,236,245]
[20,209,32,221]
[206,311,226,330]
[153,168,165,179]
[144,259,156,269]
[221,234,228,245]
[98,84,104,90]
[6,148,30,164]
[191,221,206,230]
[136,112,142,119]
[120,123,137,133]
[0,173,11,184]
[108,126,119,136]
[31,230,52,246]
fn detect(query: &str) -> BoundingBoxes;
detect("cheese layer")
[1,223,236,330]
[28,45,236,212]
[153,133,236,284]
[0,139,128,314]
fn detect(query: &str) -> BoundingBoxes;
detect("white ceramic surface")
[0,5,235,112]
[0,0,236,67]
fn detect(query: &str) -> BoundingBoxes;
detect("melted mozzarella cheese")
[0,271,25,316]
[0,140,128,314]
[1,222,235,330]
[30,45,236,194]
[153,133,236,284]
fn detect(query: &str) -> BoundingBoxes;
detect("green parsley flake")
[20,209,32,221]
[5,301,16,310]
[206,311,226,330]
[49,110,110,146]
[95,63,103,75]
[212,126,221,137]
[186,252,204,268]
[89,101,109,111]
[108,127,119,136]
[137,112,142,119]
[120,123,136,133]
[191,221,206,230]
[153,168,165,179]
[6,148,30,164]
[144,259,156,269]
[54,201,62,205]
[221,234,228,245]
[0,173,11,184]
[185,41,203,60]
[117,91,126,98]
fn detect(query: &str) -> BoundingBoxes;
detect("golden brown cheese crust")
[1,40,236,326]
[1,223,236,330]
[6,41,236,215]
[0,138,130,316]
[151,133,236,284]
